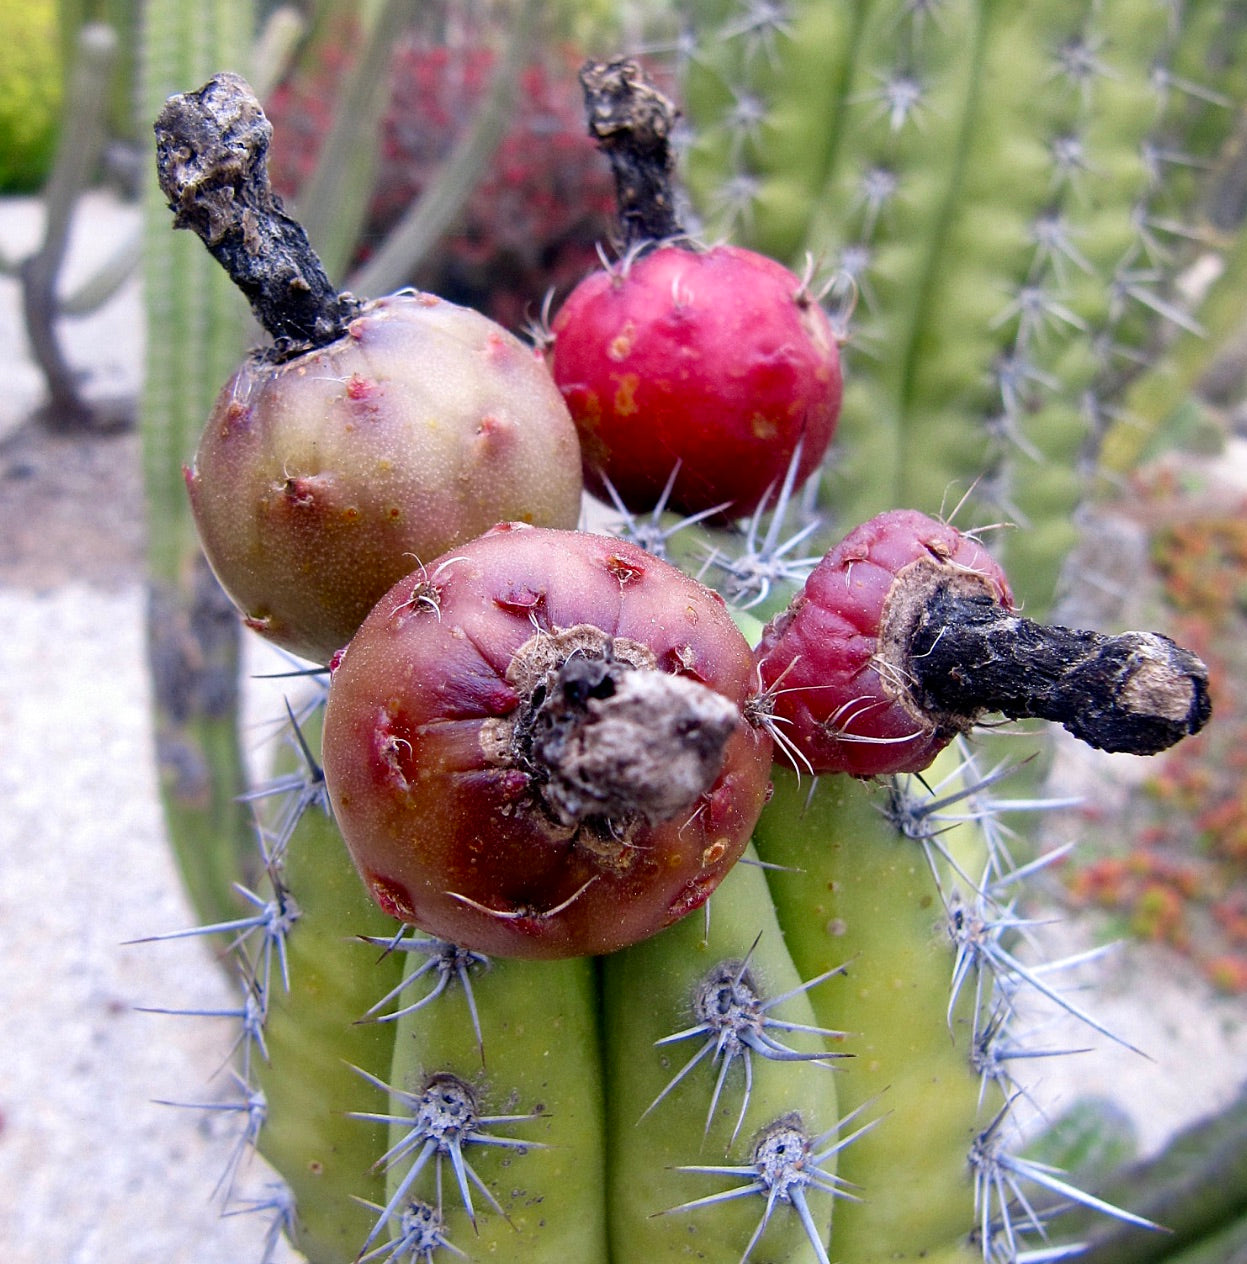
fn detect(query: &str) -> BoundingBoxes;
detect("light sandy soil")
[1,191,1244,1263]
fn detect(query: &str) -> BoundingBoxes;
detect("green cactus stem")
[753,754,994,1259]
[1159,1213,1247,1264]
[250,717,406,1262]
[601,842,846,1261]
[57,0,140,144]
[378,951,609,1261]
[140,0,257,929]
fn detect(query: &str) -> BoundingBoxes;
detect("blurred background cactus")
[261,5,619,329]
[57,0,1247,1259]
[1,3,138,431]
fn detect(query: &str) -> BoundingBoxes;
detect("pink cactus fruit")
[321,523,775,958]
[753,509,1013,778]
[549,242,842,520]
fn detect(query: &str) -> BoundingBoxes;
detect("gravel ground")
[2,191,1245,1263]
[0,583,303,1264]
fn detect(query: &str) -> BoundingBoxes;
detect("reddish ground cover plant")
[1068,485,1247,993]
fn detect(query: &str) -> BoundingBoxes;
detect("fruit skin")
[321,522,774,960]
[548,242,842,519]
[754,509,1013,778]
[185,291,584,665]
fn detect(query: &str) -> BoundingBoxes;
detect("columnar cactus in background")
[133,4,1247,1264]
[675,0,1247,614]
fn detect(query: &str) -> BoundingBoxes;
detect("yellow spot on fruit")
[702,838,729,866]
[750,413,778,440]
[608,322,635,361]
[613,373,640,416]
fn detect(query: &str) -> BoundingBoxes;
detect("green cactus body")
[752,755,993,1260]
[681,0,860,265]
[601,842,843,1262]
[134,3,1237,1261]
[377,952,609,1261]
[249,722,406,1263]
[990,0,1179,604]
[1162,1215,1247,1264]
[139,0,259,930]
[1104,216,1247,474]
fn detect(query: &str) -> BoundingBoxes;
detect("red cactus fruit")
[548,241,842,520]
[185,292,584,664]
[546,61,841,520]
[754,508,1212,776]
[753,509,1013,778]
[321,523,775,959]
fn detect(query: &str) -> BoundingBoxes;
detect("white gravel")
[0,585,301,1264]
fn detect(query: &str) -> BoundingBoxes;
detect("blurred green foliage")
[0,0,61,192]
